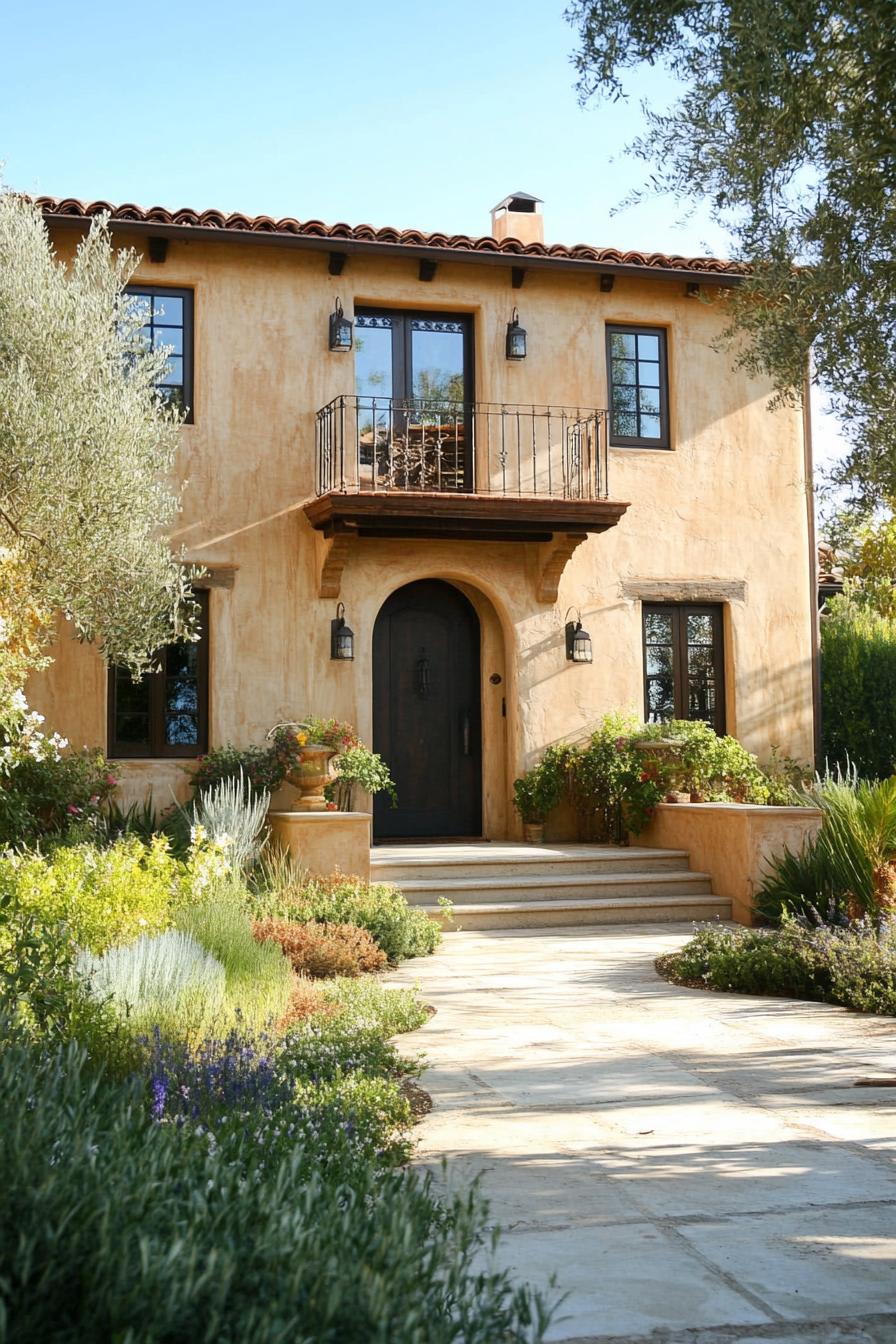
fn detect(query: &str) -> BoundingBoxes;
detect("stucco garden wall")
[27,229,816,834]
[639,802,823,925]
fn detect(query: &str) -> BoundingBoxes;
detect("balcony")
[303,396,629,599]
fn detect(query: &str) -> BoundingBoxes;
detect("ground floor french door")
[372,580,482,839]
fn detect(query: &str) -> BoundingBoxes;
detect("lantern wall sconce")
[328,298,353,352]
[564,607,593,664]
[330,603,355,660]
[505,307,527,360]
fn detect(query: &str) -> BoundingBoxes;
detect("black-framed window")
[607,325,669,448]
[108,592,209,758]
[124,285,194,422]
[643,603,725,732]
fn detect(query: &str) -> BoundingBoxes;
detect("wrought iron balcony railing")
[315,396,609,501]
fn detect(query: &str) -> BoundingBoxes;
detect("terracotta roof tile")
[34,196,745,278]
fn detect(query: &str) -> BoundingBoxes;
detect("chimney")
[490,191,544,246]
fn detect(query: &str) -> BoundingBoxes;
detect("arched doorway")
[372,579,482,839]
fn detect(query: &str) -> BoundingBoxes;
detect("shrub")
[255,854,441,962]
[0,696,117,846]
[254,917,387,977]
[0,1039,551,1343]
[77,930,226,1040]
[821,597,896,778]
[661,919,896,1015]
[325,745,397,811]
[320,974,430,1037]
[0,893,133,1068]
[176,885,294,1029]
[187,771,270,872]
[189,741,284,797]
[512,758,565,824]
[0,835,180,953]
[756,771,896,923]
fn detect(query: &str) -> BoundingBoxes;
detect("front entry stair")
[371,842,731,930]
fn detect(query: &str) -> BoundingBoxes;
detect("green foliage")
[512,756,566,823]
[0,1039,551,1343]
[567,0,896,512]
[320,975,430,1037]
[0,835,180,953]
[176,885,294,1029]
[77,930,227,1040]
[190,741,284,797]
[255,854,441,962]
[663,920,896,1016]
[0,694,117,846]
[756,772,896,923]
[0,190,200,696]
[821,596,896,778]
[325,745,398,810]
[0,891,133,1066]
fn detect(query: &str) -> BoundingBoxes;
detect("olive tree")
[567,0,896,513]
[0,190,198,699]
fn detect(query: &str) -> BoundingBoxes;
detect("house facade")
[29,193,818,841]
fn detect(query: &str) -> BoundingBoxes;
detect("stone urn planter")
[523,821,545,844]
[286,744,336,812]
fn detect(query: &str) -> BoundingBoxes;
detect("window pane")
[117,713,150,745]
[688,680,716,725]
[644,611,673,644]
[688,643,715,677]
[613,358,637,385]
[166,642,198,677]
[612,411,638,438]
[610,332,636,359]
[166,679,198,714]
[639,414,662,439]
[638,360,660,387]
[646,644,673,679]
[153,295,183,324]
[638,387,660,414]
[613,384,637,412]
[687,613,715,645]
[647,677,674,722]
[127,293,151,323]
[115,672,149,714]
[637,333,660,360]
[166,712,199,746]
[159,356,184,387]
[153,327,184,355]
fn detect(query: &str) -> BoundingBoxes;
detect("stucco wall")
[27,228,816,836]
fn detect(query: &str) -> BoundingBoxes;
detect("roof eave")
[40,211,744,288]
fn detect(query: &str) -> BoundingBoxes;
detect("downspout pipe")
[803,365,822,768]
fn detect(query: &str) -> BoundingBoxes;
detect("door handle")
[462,711,471,756]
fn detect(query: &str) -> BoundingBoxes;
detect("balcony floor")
[304,490,629,542]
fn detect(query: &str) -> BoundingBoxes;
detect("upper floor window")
[108,592,209,758]
[607,325,669,448]
[124,285,194,423]
[643,603,725,733]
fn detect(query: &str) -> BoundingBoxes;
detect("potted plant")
[324,745,397,812]
[512,760,564,843]
[266,718,359,812]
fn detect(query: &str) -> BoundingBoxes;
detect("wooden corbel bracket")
[318,525,357,598]
[535,532,588,603]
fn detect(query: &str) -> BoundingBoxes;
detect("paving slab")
[389,925,896,1343]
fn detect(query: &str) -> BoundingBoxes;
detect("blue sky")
[2,0,843,468]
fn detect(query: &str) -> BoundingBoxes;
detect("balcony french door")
[354,308,473,491]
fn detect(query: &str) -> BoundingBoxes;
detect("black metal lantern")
[565,608,593,664]
[331,603,355,660]
[329,298,353,352]
[505,307,527,360]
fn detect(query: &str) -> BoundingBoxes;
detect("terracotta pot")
[286,744,336,812]
[523,822,545,844]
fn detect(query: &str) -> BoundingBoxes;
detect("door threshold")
[372,836,488,846]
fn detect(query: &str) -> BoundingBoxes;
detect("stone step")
[371,843,691,882]
[419,893,732,930]
[394,869,714,906]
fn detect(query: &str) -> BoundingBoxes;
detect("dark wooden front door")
[373,580,482,839]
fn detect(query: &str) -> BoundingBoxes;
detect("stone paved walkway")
[389,925,896,1344]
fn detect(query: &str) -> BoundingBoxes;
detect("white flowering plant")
[0,690,117,845]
